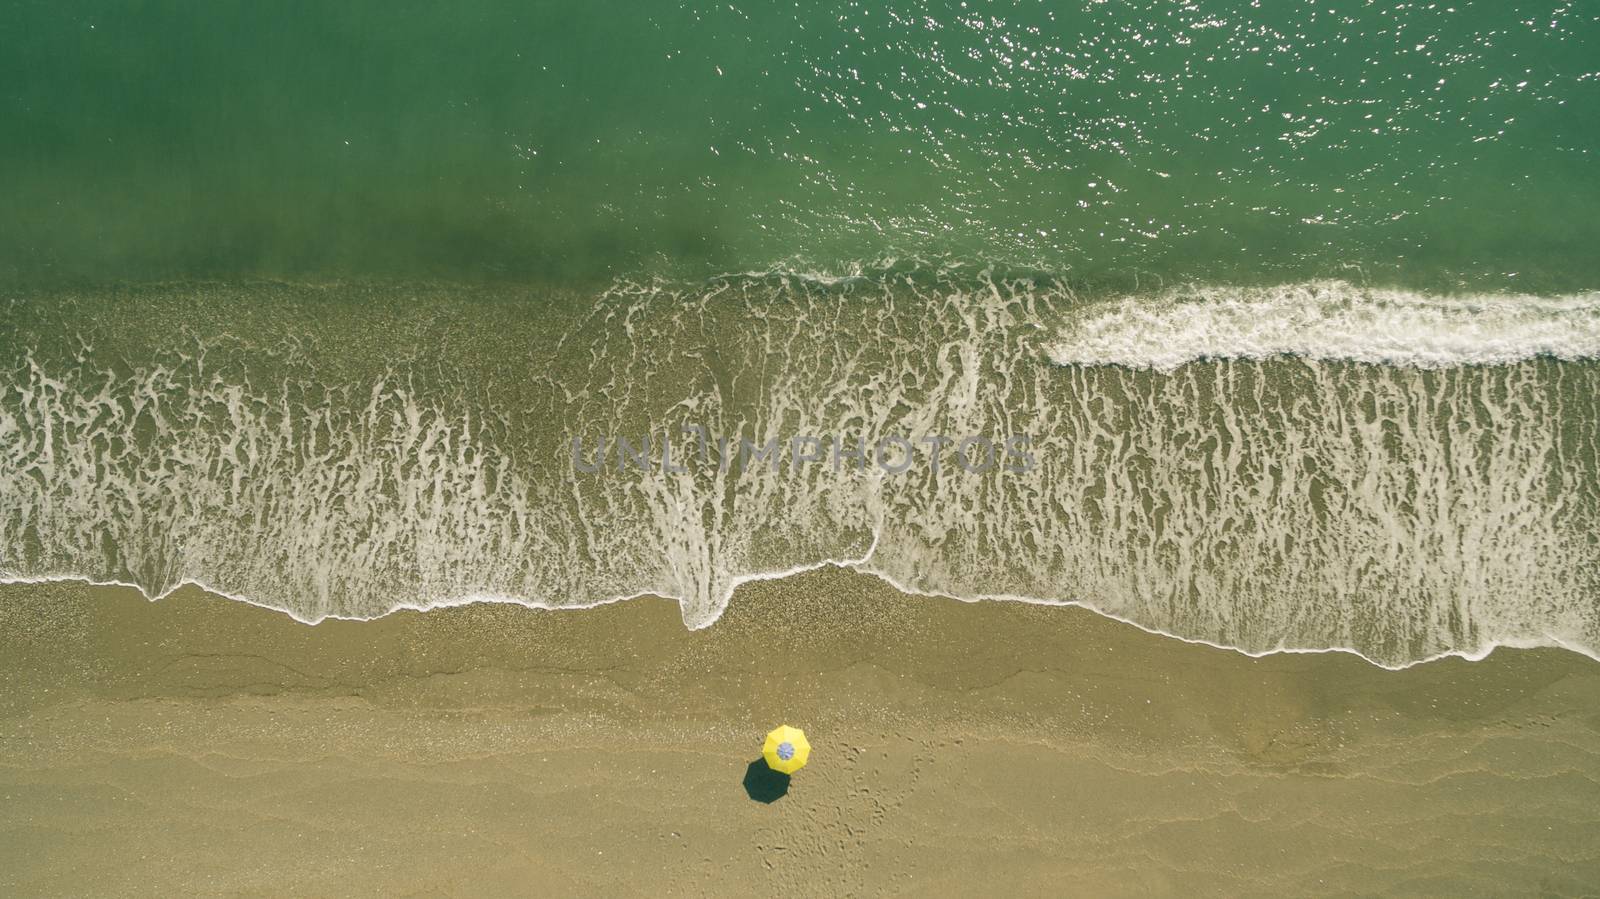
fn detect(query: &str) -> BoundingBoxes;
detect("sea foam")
[2,276,1597,667]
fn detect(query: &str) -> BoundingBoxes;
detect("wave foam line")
[5,550,1597,673]
[1048,280,1600,371]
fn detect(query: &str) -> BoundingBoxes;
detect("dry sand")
[2,570,1598,897]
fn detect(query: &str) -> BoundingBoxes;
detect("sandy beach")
[3,571,1597,897]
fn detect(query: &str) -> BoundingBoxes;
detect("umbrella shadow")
[742,758,791,803]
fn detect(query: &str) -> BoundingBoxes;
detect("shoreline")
[4,567,1595,672]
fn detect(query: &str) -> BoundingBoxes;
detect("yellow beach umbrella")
[762,725,810,774]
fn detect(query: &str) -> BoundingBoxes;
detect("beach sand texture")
[3,570,1598,897]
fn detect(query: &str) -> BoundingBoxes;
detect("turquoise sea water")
[2,2,1598,664]
[4,0,1597,287]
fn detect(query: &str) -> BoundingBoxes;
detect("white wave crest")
[1048,281,1600,371]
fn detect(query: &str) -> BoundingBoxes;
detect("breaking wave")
[1050,281,1600,371]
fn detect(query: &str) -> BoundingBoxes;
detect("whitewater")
[2,275,1597,668]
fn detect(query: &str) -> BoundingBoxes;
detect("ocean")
[2,0,1597,667]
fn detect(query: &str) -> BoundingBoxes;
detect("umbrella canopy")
[762,725,810,774]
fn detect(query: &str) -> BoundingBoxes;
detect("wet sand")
[2,570,1598,897]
